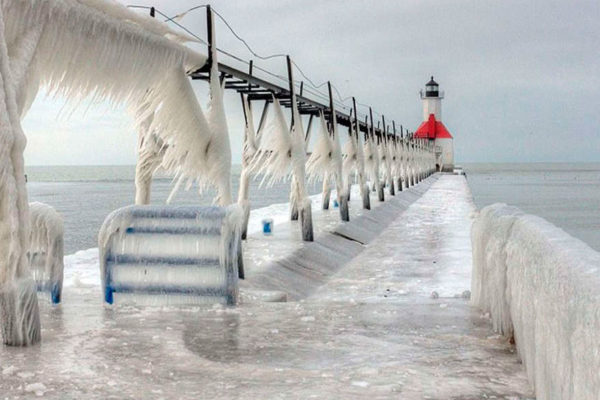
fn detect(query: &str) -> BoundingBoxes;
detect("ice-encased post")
[322,173,331,210]
[382,117,395,196]
[134,110,165,205]
[353,99,370,210]
[287,56,313,241]
[326,82,349,222]
[370,109,384,202]
[238,66,271,240]
[396,135,403,192]
[0,10,41,345]
[204,6,242,277]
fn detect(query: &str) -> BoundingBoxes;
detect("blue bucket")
[333,199,339,208]
[262,218,274,235]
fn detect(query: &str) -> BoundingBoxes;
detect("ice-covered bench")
[99,205,242,306]
[28,202,64,304]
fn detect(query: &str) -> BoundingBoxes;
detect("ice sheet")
[0,175,535,398]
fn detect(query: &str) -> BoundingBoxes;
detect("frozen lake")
[1,175,533,399]
[465,162,600,251]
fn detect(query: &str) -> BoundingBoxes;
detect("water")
[25,165,323,254]
[26,163,600,254]
[464,163,600,252]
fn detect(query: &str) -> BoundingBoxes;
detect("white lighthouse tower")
[414,77,454,172]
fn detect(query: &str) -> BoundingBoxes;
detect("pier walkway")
[0,175,533,399]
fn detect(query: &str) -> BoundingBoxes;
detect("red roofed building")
[415,77,454,172]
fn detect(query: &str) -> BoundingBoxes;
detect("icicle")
[238,94,262,239]
[364,127,383,201]
[247,97,293,187]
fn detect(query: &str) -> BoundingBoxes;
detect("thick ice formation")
[0,0,233,345]
[306,113,336,184]
[248,98,293,185]
[472,203,600,399]
[237,95,264,237]
[363,127,382,198]
[390,137,403,190]
[306,111,346,213]
[342,119,369,208]
[377,135,393,195]
[28,202,64,304]
[99,205,242,306]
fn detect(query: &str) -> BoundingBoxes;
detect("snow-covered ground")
[0,175,533,399]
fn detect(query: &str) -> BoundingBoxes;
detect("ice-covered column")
[237,95,266,239]
[365,110,383,201]
[342,99,370,210]
[327,83,348,221]
[287,56,313,241]
[406,139,411,187]
[321,172,331,210]
[354,106,370,210]
[306,115,335,211]
[416,139,422,183]
[0,10,41,346]
[134,110,164,205]
[408,138,414,185]
[380,117,395,196]
[392,134,403,192]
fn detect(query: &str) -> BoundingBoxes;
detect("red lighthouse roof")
[414,114,453,139]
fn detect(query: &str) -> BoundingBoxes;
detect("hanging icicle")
[248,97,294,186]
[306,112,336,184]
[364,123,383,201]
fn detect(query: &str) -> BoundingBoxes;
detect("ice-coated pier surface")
[0,175,533,399]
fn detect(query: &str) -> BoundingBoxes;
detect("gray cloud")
[23,0,600,165]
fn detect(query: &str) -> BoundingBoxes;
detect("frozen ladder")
[99,205,242,306]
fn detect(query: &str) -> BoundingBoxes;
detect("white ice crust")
[28,202,64,301]
[472,203,600,399]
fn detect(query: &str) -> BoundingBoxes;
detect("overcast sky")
[22,0,599,165]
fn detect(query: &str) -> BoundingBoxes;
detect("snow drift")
[471,203,600,400]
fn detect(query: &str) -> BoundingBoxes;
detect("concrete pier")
[0,175,532,398]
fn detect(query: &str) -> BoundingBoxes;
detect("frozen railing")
[28,202,64,304]
[471,203,600,400]
[99,205,242,306]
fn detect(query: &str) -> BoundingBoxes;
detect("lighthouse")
[414,77,454,172]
